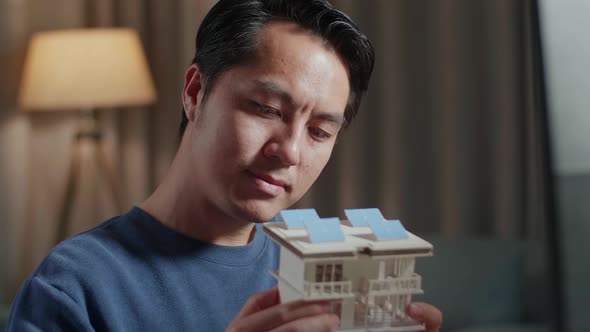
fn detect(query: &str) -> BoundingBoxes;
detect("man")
[8,0,442,331]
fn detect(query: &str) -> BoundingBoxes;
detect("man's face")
[184,21,350,223]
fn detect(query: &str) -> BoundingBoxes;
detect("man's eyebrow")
[252,79,295,106]
[315,112,346,128]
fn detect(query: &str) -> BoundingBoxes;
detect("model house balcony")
[368,274,423,296]
[303,280,355,299]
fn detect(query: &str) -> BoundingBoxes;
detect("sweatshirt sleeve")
[7,276,94,332]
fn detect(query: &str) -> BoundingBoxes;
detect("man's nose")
[263,126,303,166]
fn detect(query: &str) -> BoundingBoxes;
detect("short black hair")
[178,0,375,138]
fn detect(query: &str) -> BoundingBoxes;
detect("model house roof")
[263,208,433,258]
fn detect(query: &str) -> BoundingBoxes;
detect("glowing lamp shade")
[19,28,156,111]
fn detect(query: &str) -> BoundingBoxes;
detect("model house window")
[334,264,343,281]
[315,263,343,282]
[385,259,398,277]
[385,257,414,277]
[332,301,342,319]
[315,265,324,282]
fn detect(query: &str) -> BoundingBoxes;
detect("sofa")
[415,236,553,332]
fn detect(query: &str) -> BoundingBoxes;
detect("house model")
[263,208,433,332]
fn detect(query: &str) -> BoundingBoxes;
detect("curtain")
[310,0,547,240]
[0,0,546,306]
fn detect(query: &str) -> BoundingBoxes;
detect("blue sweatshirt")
[7,207,279,331]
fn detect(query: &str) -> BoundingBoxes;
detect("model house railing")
[304,280,354,297]
[354,296,412,327]
[368,274,422,295]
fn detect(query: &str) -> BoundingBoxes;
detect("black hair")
[178,0,375,138]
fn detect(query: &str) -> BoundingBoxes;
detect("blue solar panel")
[279,209,320,229]
[304,217,345,243]
[368,219,408,240]
[344,208,385,227]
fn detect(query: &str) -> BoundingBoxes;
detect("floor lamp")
[19,28,157,244]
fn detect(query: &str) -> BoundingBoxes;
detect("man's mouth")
[254,173,286,187]
[247,170,289,196]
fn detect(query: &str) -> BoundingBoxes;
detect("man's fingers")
[231,300,333,332]
[269,313,340,332]
[233,286,280,319]
[406,302,443,332]
[260,301,332,329]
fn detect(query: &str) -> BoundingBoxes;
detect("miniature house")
[263,208,433,332]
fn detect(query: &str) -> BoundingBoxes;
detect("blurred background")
[0,0,588,331]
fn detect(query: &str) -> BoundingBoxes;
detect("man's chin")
[230,200,286,223]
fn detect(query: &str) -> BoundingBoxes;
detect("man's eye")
[256,103,281,118]
[308,127,332,140]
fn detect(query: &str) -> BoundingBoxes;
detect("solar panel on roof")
[368,219,408,240]
[304,218,345,243]
[344,208,385,227]
[279,209,320,229]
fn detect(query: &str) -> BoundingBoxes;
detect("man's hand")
[226,287,340,332]
[406,302,443,332]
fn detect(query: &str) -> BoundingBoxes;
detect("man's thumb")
[234,286,280,319]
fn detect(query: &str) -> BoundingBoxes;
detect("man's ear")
[182,64,204,123]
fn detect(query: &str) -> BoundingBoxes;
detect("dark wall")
[557,173,590,332]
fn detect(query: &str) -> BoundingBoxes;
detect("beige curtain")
[0,0,545,306]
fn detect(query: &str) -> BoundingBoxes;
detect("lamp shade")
[19,28,157,111]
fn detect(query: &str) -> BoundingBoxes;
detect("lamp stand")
[55,110,124,244]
